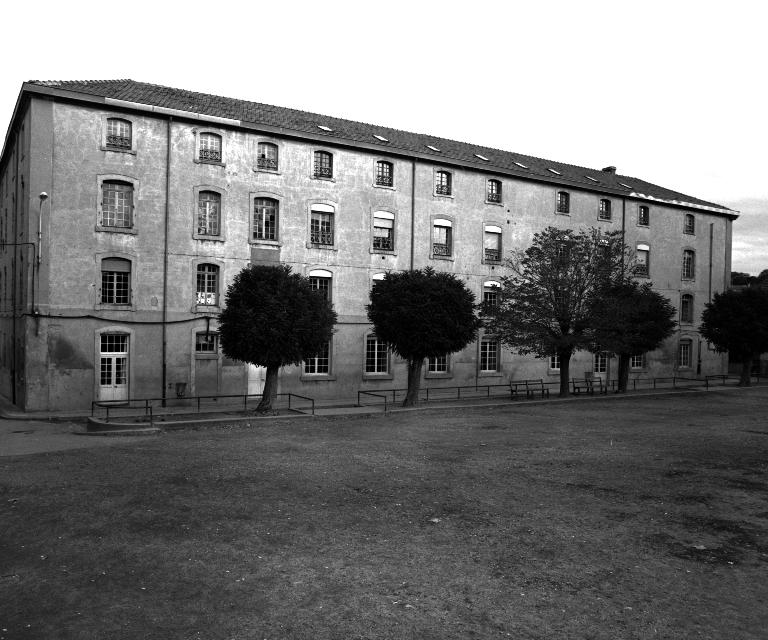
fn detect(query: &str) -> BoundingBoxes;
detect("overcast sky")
[1,0,765,273]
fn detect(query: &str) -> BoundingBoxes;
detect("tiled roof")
[27,79,733,213]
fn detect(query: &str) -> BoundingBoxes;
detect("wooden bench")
[571,377,604,395]
[511,379,550,399]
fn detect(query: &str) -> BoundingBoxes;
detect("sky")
[1,0,765,274]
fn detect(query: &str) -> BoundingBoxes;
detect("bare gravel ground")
[1,387,767,639]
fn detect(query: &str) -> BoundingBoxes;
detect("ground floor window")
[549,354,561,371]
[678,340,692,368]
[427,354,449,373]
[99,333,128,401]
[630,353,645,369]
[480,338,499,372]
[594,351,608,374]
[305,341,331,375]
[365,335,389,374]
[195,332,219,354]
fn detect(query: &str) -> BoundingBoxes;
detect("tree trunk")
[617,354,630,393]
[403,358,423,407]
[739,357,753,387]
[558,350,571,397]
[256,364,280,412]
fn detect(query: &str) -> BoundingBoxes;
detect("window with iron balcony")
[375,161,393,187]
[432,219,452,257]
[106,118,132,151]
[435,170,452,196]
[313,151,333,179]
[310,205,334,246]
[484,225,502,262]
[373,211,395,251]
[487,179,502,203]
[257,142,278,171]
[199,133,222,163]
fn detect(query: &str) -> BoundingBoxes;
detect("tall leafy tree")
[483,226,631,396]
[367,268,481,406]
[219,264,337,412]
[699,288,768,386]
[587,281,676,392]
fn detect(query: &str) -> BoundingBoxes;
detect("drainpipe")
[161,116,172,405]
[621,197,626,270]
[708,223,714,302]
[10,130,20,405]
[410,159,416,270]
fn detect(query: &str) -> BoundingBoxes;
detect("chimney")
[602,165,617,174]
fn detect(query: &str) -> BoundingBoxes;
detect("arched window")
[682,250,696,279]
[253,197,278,241]
[313,151,333,178]
[199,133,222,163]
[310,204,334,246]
[375,161,393,187]
[309,269,332,302]
[484,225,502,262]
[599,199,612,220]
[372,211,395,251]
[257,142,278,170]
[680,293,694,324]
[196,263,219,306]
[435,170,452,196]
[100,180,133,228]
[101,258,131,305]
[106,118,132,150]
[487,179,502,203]
[197,191,221,236]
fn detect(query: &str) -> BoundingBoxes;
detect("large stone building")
[0,80,737,411]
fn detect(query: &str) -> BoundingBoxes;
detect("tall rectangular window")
[636,244,650,276]
[257,142,278,170]
[594,352,608,374]
[549,354,561,371]
[682,250,695,279]
[678,340,692,368]
[365,335,388,373]
[101,258,131,305]
[435,170,452,196]
[638,205,649,226]
[480,338,499,372]
[680,294,694,324]
[375,161,393,187]
[373,211,394,251]
[556,191,570,214]
[487,179,502,203]
[305,341,330,375]
[598,199,612,220]
[253,197,278,241]
[310,206,334,246]
[197,191,221,236]
[313,151,333,178]
[196,264,219,306]
[484,225,502,262]
[432,219,452,257]
[309,270,332,302]
[684,214,695,234]
[101,181,133,228]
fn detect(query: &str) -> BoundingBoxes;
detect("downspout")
[708,223,714,301]
[161,116,172,405]
[10,129,19,405]
[410,159,416,270]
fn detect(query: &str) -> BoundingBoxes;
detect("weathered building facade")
[0,80,736,411]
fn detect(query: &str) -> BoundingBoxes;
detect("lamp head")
[39,192,48,201]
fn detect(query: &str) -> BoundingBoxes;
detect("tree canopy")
[587,281,676,391]
[219,264,337,411]
[367,267,481,406]
[699,288,768,385]
[483,226,632,396]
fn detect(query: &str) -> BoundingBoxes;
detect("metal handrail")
[357,390,388,412]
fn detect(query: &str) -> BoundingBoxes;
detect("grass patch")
[2,390,768,639]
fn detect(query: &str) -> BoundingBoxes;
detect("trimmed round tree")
[700,287,768,386]
[219,264,337,412]
[366,267,481,407]
[587,281,676,392]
